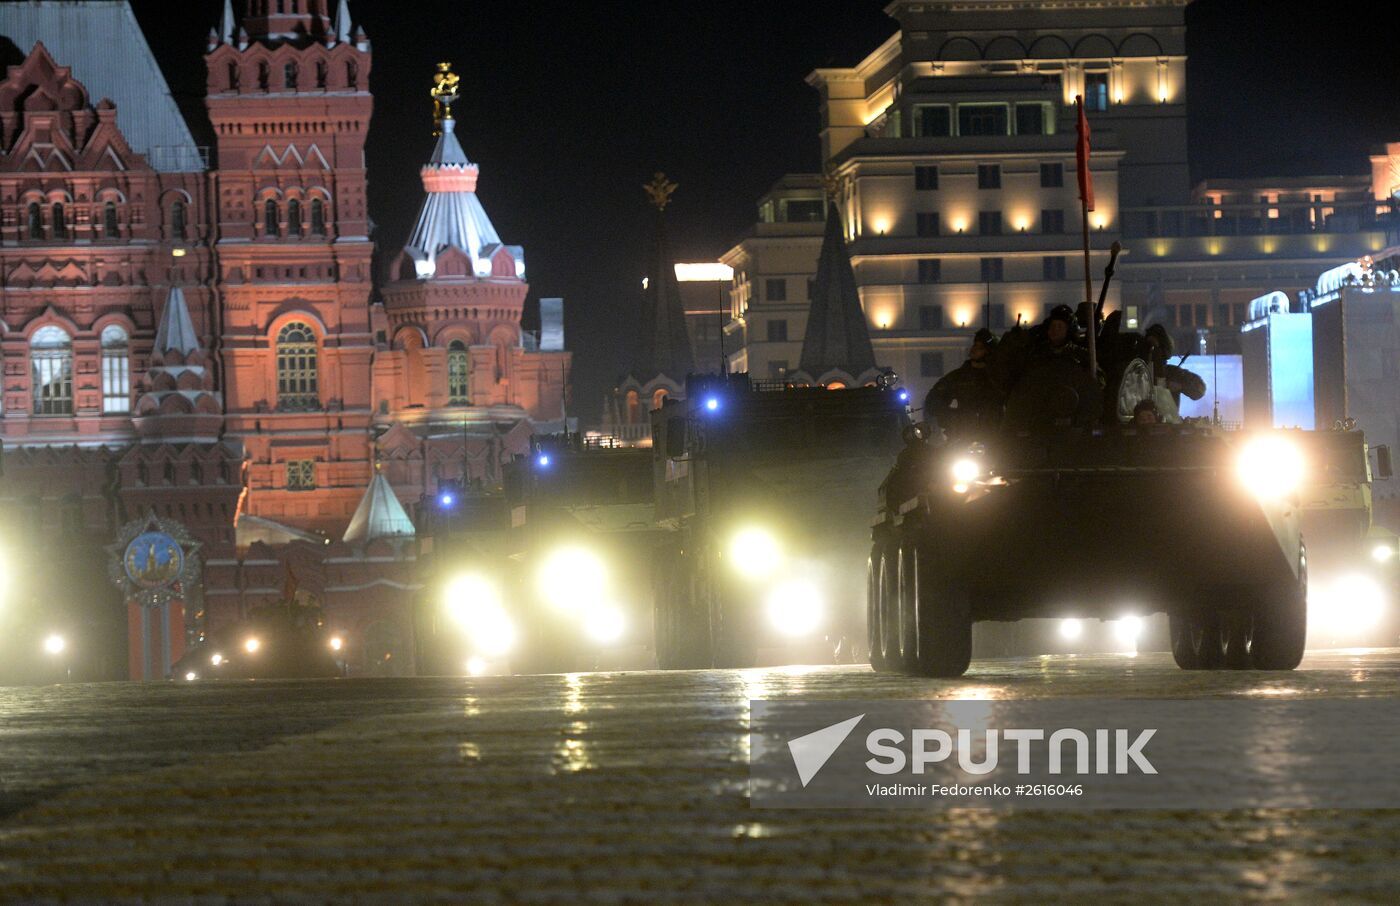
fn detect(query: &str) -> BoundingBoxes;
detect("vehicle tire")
[867,548,888,672]
[897,542,920,672]
[879,546,901,672]
[1170,608,1227,670]
[911,544,972,678]
[1251,551,1307,671]
[1223,614,1254,670]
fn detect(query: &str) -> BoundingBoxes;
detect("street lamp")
[244,637,261,654]
[43,634,65,655]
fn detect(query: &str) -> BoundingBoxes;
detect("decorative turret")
[629,173,695,386]
[342,468,415,548]
[132,286,223,442]
[394,63,524,282]
[792,204,879,386]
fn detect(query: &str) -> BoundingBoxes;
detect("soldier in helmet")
[924,328,1003,440]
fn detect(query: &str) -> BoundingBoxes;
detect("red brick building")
[0,2,571,681]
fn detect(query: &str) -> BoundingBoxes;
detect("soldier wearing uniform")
[924,328,1002,440]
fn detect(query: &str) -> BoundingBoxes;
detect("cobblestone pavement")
[2,650,1399,903]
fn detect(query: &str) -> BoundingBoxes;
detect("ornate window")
[651,389,668,411]
[310,198,326,236]
[103,202,119,238]
[287,198,303,237]
[625,390,640,424]
[27,203,42,239]
[30,326,73,416]
[264,199,280,237]
[275,321,319,410]
[171,200,187,240]
[101,325,131,413]
[447,340,470,404]
[51,202,66,239]
[286,460,316,491]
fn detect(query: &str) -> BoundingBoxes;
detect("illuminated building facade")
[0,2,570,680]
[728,0,1396,409]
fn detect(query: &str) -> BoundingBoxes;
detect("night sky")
[121,0,1400,420]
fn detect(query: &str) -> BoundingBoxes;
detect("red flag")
[1075,96,1095,213]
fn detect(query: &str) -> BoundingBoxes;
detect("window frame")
[275,321,320,411]
[447,340,470,405]
[100,325,131,414]
[957,103,1010,137]
[977,164,1002,190]
[30,325,74,416]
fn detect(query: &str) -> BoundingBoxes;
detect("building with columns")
[0,2,570,681]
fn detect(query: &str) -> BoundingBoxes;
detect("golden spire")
[644,172,678,211]
[431,61,461,136]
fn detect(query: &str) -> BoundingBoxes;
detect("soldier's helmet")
[972,328,998,348]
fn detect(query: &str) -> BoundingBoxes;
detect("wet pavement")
[2,650,1399,903]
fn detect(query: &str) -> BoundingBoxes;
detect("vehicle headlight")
[1112,615,1144,645]
[444,573,516,655]
[951,457,981,485]
[538,547,607,610]
[583,603,627,645]
[1312,574,1386,634]
[1236,435,1305,500]
[1059,618,1083,640]
[730,527,782,579]
[765,579,824,637]
[1371,542,1396,564]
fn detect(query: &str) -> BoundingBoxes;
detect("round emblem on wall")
[123,531,185,590]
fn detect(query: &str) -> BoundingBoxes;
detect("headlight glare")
[1236,435,1305,500]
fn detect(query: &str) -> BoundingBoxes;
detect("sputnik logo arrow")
[787,714,865,787]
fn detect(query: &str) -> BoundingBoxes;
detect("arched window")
[171,200,187,240]
[258,62,270,90]
[651,389,669,411]
[447,340,470,405]
[31,326,73,416]
[264,199,280,237]
[284,61,298,90]
[346,60,358,89]
[315,60,327,88]
[625,390,640,424]
[103,201,119,238]
[101,325,130,413]
[287,198,303,237]
[51,202,66,239]
[276,321,319,410]
[227,62,240,91]
[27,203,42,239]
[310,198,326,235]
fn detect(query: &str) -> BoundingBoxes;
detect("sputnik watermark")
[751,700,1400,809]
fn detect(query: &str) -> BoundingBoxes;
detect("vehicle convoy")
[871,290,1327,677]
[651,374,909,669]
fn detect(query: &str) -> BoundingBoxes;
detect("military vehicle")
[652,373,909,669]
[500,436,659,672]
[870,424,1312,676]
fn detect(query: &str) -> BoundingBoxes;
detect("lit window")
[286,460,316,491]
[101,325,130,413]
[275,321,319,410]
[30,326,73,416]
[1085,73,1109,111]
[447,340,470,404]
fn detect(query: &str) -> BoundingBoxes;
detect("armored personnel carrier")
[870,425,1309,677]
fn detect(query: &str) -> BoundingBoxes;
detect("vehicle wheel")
[1251,574,1307,671]
[879,546,901,672]
[911,544,972,678]
[1223,614,1254,670]
[1170,608,1227,670]
[897,543,920,672]
[867,549,888,672]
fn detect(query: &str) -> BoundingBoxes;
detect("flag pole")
[1081,197,1096,378]
[1074,95,1098,379]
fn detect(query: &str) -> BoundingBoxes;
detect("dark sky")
[124,0,1400,419]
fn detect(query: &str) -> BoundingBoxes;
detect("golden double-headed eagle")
[644,172,678,211]
[431,62,460,135]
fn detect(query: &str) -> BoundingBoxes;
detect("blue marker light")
[439,493,455,507]
[897,389,910,403]
[704,397,720,412]
[537,454,551,467]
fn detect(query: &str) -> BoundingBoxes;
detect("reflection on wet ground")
[1,650,1398,901]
